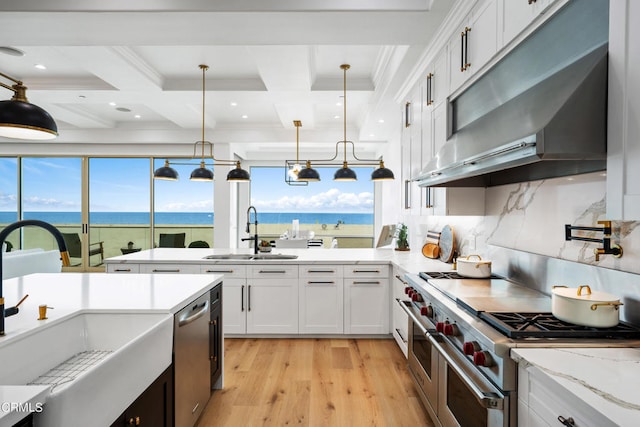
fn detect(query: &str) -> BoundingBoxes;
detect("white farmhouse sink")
[0,312,173,427]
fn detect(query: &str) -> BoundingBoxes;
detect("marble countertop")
[512,347,640,427]
[104,247,454,275]
[0,272,223,424]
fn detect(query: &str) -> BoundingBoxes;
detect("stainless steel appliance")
[398,271,640,427]
[174,292,211,427]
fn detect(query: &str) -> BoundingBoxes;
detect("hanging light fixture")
[0,71,58,140]
[288,120,303,180]
[292,120,321,182]
[334,64,357,181]
[153,64,250,182]
[283,64,394,183]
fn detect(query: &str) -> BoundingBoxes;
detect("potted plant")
[395,223,409,251]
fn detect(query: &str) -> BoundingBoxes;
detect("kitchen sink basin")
[203,253,298,260]
[0,312,173,427]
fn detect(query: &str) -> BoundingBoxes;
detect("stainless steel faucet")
[0,219,71,336]
[241,206,259,254]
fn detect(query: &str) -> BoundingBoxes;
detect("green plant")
[396,223,409,249]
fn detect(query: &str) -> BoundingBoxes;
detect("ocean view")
[0,211,374,225]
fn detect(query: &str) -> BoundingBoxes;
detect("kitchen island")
[0,272,222,427]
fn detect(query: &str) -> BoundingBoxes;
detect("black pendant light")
[0,71,58,140]
[154,159,179,180]
[227,161,251,181]
[371,160,395,181]
[298,160,321,181]
[334,64,357,181]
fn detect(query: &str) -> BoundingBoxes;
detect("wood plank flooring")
[197,338,433,427]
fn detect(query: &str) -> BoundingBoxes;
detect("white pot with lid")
[551,285,623,328]
[457,254,492,278]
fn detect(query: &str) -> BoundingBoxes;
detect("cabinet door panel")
[344,278,389,334]
[467,0,498,74]
[223,279,246,334]
[247,279,298,334]
[299,279,344,334]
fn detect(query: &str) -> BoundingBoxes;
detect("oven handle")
[396,299,436,335]
[427,333,505,410]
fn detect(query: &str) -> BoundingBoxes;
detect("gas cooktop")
[419,271,502,280]
[480,312,640,339]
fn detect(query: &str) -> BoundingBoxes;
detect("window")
[153,159,214,248]
[249,166,374,248]
[0,158,18,251]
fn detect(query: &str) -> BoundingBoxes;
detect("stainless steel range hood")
[417,0,609,188]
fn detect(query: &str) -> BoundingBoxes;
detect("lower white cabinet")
[246,265,298,334]
[391,266,409,357]
[517,364,615,427]
[299,265,344,334]
[344,265,390,334]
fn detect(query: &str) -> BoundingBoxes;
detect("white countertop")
[104,247,453,274]
[512,347,640,427]
[0,272,222,425]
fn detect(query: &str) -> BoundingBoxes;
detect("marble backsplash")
[403,171,640,276]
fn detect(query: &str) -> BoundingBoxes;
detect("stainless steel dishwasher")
[174,291,211,427]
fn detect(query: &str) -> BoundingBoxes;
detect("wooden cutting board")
[439,225,456,263]
[422,229,442,258]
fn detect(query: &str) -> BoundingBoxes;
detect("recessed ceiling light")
[230,102,238,107]
[369,133,375,137]
[334,115,340,119]
[378,119,385,123]
[0,46,25,56]
[109,102,117,106]
[134,114,141,119]
[336,102,342,106]
[34,64,47,70]
[241,115,248,119]
[116,107,131,112]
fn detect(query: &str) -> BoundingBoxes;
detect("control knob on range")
[420,305,434,318]
[473,351,495,367]
[463,341,480,355]
[404,286,413,295]
[443,323,460,336]
[411,292,423,302]
[435,321,448,333]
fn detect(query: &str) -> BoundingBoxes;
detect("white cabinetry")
[391,266,409,357]
[517,364,616,427]
[500,0,560,49]
[201,265,247,335]
[138,264,199,274]
[246,265,298,334]
[448,0,499,94]
[607,0,640,220]
[344,265,390,334]
[299,265,344,334]
[402,86,424,213]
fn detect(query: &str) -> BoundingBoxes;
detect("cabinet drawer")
[106,264,140,274]
[247,264,298,278]
[299,265,343,278]
[200,264,247,279]
[343,264,389,278]
[139,264,200,274]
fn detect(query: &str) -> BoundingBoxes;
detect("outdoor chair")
[188,240,210,248]
[61,232,104,265]
[159,233,186,248]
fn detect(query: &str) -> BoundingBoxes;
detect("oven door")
[429,334,508,427]
[398,300,439,419]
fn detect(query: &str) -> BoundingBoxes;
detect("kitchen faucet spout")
[242,206,259,254]
[0,220,71,336]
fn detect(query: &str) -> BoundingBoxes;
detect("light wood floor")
[197,338,434,427]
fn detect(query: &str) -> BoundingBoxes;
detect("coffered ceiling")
[0,0,454,159]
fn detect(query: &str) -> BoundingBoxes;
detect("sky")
[0,158,375,213]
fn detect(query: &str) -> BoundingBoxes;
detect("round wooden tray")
[439,225,456,263]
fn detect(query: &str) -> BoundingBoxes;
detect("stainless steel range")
[398,271,640,427]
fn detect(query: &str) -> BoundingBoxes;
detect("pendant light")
[371,160,395,181]
[293,120,321,182]
[0,71,58,140]
[153,64,250,182]
[334,64,357,181]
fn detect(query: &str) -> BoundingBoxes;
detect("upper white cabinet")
[607,0,640,220]
[401,87,424,214]
[501,0,560,48]
[448,0,499,94]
